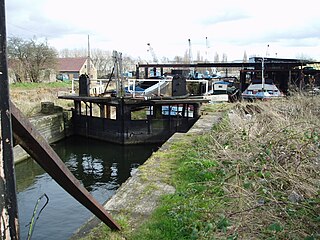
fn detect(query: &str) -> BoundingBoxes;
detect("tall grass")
[130,95,320,240]
[10,81,74,116]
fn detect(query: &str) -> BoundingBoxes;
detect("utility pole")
[188,39,194,77]
[0,0,20,239]
[87,35,91,78]
[87,35,91,93]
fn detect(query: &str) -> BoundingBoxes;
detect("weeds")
[130,95,320,240]
[10,82,74,116]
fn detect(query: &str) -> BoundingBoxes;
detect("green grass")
[202,102,232,113]
[10,81,72,89]
[79,214,130,240]
[80,96,320,240]
[129,133,233,240]
[129,97,320,240]
[131,108,148,120]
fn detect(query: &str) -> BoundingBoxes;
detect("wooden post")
[99,104,105,118]
[144,67,148,79]
[106,105,111,119]
[136,65,140,79]
[0,0,20,238]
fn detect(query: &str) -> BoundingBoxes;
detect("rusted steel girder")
[9,101,121,231]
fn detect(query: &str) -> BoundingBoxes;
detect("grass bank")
[10,81,72,89]
[82,95,320,240]
[10,81,74,116]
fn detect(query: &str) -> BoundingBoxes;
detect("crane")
[188,39,193,64]
[147,43,159,63]
[188,39,195,78]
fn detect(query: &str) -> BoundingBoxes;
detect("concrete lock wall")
[13,108,73,164]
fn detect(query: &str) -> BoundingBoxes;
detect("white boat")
[242,56,284,100]
[242,79,284,99]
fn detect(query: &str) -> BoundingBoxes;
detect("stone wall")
[13,109,73,163]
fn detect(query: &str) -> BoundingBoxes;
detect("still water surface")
[16,136,160,240]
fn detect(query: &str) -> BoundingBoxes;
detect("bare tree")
[214,52,219,63]
[161,56,170,63]
[295,53,315,61]
[59,47,138,78]
[122,54,136,75]
[8,37,58,82]
[59,48,70,58]
[173,56,183,63]
[222,53,228,62]
[183,50,189,63]
[196,51,203,62]
[59,48,87,58]
[91,49,113,78]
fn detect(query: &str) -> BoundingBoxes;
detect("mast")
[188,39,194,77]
[261,45,269,92]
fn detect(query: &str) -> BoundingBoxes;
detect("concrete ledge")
[71,110,221,238]
[13,110,73,163]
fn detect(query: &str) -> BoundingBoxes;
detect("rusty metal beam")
[9,101,121,231]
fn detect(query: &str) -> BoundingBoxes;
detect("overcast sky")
[5,0,320,61]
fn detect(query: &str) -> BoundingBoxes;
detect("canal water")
[16,136,160,240]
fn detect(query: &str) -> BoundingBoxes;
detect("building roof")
[58,57,87,72]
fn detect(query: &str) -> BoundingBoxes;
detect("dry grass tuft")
[207,96,320,239]
[10,88,73,116]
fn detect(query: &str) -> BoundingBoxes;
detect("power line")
[7,22,56,39]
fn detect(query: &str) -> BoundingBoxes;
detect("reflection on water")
[16,136,160,240]
[15,157,45,193]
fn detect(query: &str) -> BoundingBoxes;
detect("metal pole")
[157,81,161,96]
[133,79,136,98]
[118,52,124,97]
[0,0,20,238]
[205,80,209,95]
[113,51,120,97]
[87,35,91,78]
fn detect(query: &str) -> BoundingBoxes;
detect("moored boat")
[242,78,284,100]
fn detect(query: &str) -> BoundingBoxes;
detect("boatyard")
[3,38,320,240]
[1,0,320,239]
[3,40,320,240]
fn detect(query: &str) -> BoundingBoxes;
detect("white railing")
[70,77,209,97]
[127,78,171,97]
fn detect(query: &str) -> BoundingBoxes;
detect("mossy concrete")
[13,109,73,163]
[71,110,222,239]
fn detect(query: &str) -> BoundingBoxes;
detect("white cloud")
[5,0,320,61]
